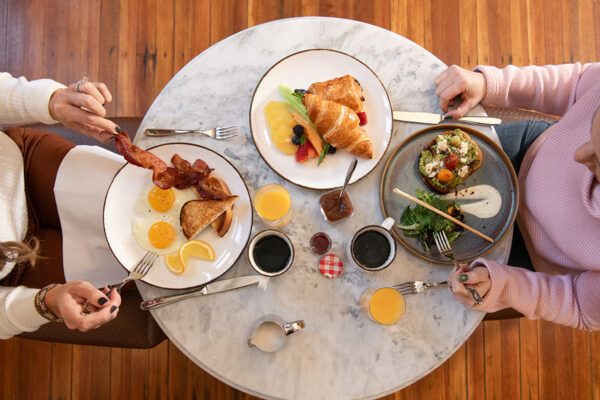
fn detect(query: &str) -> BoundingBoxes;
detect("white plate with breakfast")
[104,143,253,289]
[249,49,393,190]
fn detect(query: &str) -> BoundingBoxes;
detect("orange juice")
[360,288,405,325]
[254,184,292,227]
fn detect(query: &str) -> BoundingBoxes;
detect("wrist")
[48,88,63,121]
[35,283,63,322]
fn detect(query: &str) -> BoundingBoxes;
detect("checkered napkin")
[319,254,343,278]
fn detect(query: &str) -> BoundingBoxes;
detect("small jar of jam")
[310,232,332,255]
[319,189,354,223]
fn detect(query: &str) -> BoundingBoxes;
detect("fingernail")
[110,305,117,313]
[459,274,468,282]
[115,126,121,134]
[98,297,109,305]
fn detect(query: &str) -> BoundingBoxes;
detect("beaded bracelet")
[34,283,63,322]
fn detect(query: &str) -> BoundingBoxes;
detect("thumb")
[447,99,476,119]
[458,267,489,284]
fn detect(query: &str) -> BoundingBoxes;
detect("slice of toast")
[180,196,238,239]
[202,176,234,237]
[419,130,483,194]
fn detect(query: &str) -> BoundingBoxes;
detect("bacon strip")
[113,131,215,190]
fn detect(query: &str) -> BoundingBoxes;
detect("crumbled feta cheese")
[458,165,470,178]
[460,157,468,164]
[459,141,469,156]
[425,163,433,175]
[437,139,448,152]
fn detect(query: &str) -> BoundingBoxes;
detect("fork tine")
[134,252,158,276]
[217,125,238,133]
[216,131,238,139]
[395,287,416,296]
[393,282,415,290]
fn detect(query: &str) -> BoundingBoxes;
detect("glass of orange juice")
[253,184,292,228]
[359,287,406,325]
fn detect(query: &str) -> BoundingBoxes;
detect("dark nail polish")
[459,274,468,283]
[110,305,117,313]
[115,126,121,134]
[98,297,109,305]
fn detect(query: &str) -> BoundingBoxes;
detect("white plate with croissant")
[250,49,393,190]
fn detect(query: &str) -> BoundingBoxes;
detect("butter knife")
[140,275,267,310]
[393,111,501,126]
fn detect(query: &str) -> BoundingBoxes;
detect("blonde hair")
[0,238,40,270]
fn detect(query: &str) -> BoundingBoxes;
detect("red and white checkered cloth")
[319,254,342,278]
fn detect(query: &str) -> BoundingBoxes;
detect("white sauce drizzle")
[441,184,502,219]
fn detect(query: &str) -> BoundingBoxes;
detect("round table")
[135,17,511,400]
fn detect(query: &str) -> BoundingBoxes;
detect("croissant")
[307,75,364,113]
[302,94,373,159]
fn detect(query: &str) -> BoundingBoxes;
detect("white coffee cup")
[346,217,396,271]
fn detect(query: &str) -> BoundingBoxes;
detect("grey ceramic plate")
[380,124,519,263]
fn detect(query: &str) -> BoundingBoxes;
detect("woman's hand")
[448,263,491,306]
[434,65,487,119]
[43,281,121,332]
[48,79,120,143]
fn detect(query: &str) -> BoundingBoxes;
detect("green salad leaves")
[397,190,463,251]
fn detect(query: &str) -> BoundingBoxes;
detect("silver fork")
[144,125,240,139]
[433,231,483,305]
[108,251,158,293]
[393,280,448,296]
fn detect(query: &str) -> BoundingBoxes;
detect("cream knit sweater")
[0,72,65,338]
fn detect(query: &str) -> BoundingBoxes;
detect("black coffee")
[253,235,291,273]
[352,230,390,269]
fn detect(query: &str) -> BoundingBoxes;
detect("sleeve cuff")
[6,287,49,331]
[22,79,66,124]
[473,65,501,105]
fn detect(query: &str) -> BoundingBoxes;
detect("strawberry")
[295,143,309,162]
[357,111,367,126]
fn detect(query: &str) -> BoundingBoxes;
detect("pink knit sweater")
[471,63,600,331]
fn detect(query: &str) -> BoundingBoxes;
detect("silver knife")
[393,111,502,126]
[140,275,267,310]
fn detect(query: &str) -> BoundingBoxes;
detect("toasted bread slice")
[180,196,238,239]
[419,130,483,194]
[202,176,234,237]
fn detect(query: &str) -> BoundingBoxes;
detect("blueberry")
[293,125,304,136]
[328,146,337,154]
[294,89,307,94]
[291,135,301,145]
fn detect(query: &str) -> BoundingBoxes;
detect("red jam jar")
[310,232,332,255]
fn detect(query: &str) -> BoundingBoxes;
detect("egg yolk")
[148,186,175,212]
[148,221,175,249]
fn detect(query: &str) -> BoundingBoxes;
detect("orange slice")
[178,240,215,267]
[165,252,185,274]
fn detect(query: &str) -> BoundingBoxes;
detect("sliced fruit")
[272,127,297,155]
[165,252,185,274]
[357,111,368,126]
[307,142,317,159]
[295,142,309,162]
[264,101,289,119]
[290,112,324,155]
[178,240,215,266]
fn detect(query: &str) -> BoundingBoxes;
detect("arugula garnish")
[397,190,462,251]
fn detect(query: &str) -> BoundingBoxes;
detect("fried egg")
[132,185,198,254]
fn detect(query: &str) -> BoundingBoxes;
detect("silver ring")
[75,76,88,92]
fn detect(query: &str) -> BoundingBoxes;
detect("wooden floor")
[1,0,600,399]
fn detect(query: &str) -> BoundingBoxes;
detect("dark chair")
[17,117,166,348]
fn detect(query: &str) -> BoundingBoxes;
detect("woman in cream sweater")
[0,73,121,338]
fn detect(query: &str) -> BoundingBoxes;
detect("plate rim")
[102,142,254,289]
[379,123,519,264]
[249,48,393,190]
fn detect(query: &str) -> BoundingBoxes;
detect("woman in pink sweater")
[435,63,600,331]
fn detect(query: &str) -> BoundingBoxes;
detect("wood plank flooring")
[1,1,600,399]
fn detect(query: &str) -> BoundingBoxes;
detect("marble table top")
[135,17,511,400]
